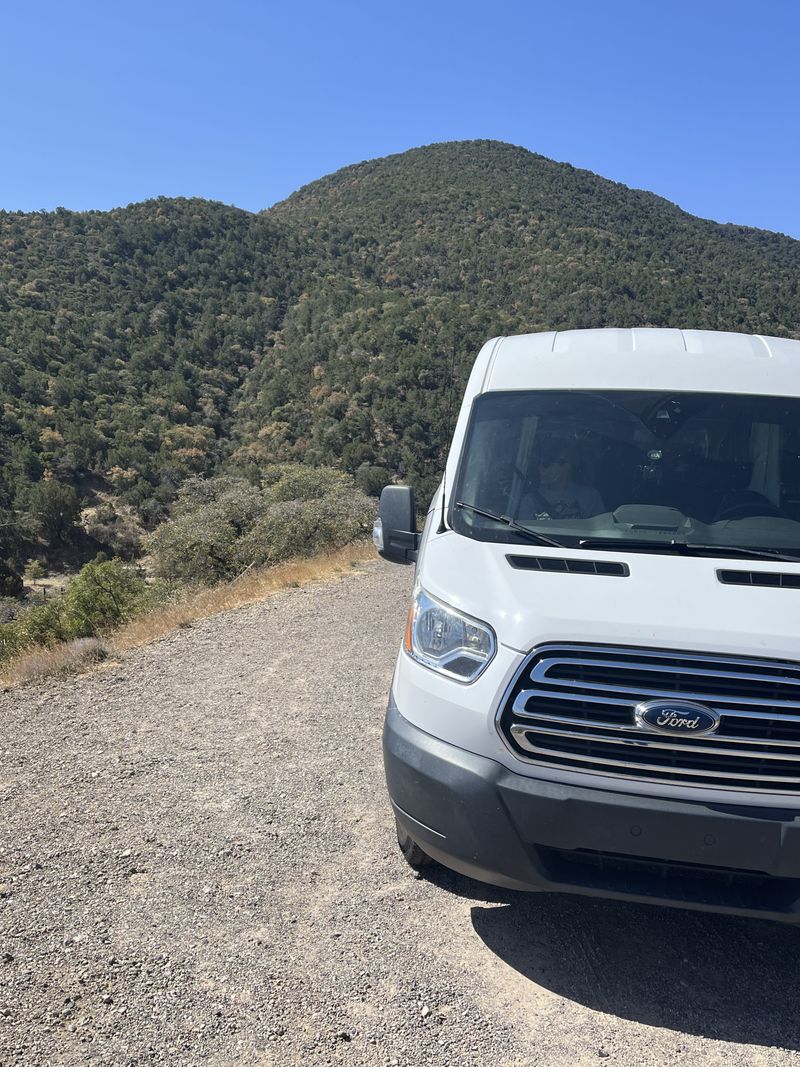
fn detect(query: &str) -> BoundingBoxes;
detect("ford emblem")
[635,699,720,736]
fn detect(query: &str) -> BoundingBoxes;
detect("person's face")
[539,454,571,488]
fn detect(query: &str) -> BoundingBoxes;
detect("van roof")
[482,328,800,396]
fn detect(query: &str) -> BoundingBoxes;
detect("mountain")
[2,139,800,570]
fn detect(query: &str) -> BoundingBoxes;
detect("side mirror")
[373,485,419,565]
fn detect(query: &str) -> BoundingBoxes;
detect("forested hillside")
[2,139,800,581]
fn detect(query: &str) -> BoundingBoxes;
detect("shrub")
[171,475,255,517]
[232,494,372,569]
[148,464,375,582]
[260,464,355,502]
[59,560,147,638]
[15,599,68,646]
[355,464,393,498]
[0,560,146,664]
[0,619,30,662]
[138,497,168,530]
[0,597,21,625]
[147,506,241,584]
[0,561,23,598]
[147,477,270,583]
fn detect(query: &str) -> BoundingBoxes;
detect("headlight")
[404,587,496,682]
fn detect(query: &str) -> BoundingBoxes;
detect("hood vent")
[506,555,629,577]
[718,569,800,589]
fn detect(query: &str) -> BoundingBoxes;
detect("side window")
[459,415,522,513]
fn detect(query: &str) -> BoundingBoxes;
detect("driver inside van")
[519,440,605,521]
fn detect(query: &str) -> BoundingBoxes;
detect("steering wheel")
[713,498,786,522]
[524,483,554,518]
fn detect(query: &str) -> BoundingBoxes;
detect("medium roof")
[483,328,800,396]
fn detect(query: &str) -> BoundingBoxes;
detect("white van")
[375,327,800,921]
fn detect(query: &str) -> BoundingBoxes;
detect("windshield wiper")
[454,501,567,548]
[578,537,800,563]
[681,542,800,563]
[578,537,689,553]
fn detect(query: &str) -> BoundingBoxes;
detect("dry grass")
[1,638,110,689]
[112,540,375,653]
[0,541,376,692]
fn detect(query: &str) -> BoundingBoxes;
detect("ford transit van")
[375,327,800,921]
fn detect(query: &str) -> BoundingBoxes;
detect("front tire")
[395,815,433,869]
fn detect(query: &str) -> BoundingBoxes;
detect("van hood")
[417,530,800,661]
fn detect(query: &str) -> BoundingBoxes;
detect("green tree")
[25,481,80,544]
[23,559,45,586]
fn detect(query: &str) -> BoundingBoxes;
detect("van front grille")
[498,644,800,793]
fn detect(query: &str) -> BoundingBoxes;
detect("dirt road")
[2,561,800,1065]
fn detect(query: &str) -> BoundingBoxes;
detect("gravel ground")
[3,559,800,1066]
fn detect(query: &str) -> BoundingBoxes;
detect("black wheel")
[395,815,433,869]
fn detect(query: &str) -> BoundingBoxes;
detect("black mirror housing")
[376,485,419,565]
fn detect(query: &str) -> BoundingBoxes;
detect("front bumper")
[383,695,800,921]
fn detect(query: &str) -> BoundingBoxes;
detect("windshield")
[450,390,800,558]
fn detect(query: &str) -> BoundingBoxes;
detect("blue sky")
[2,0,799,237]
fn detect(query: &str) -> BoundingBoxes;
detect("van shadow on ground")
[423,865,800,1049]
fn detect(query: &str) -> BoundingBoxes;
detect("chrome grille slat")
[509,723,800,761]
[514,689,635,708]
[531,656,800,689]
[511,688,800,723]
[509,734,800,784]
[512,708,800,748]
[499,644,800,792]
[532,644,800,674]
[527,669,800,708]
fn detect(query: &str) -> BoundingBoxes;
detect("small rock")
[421,1005,430,1018]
